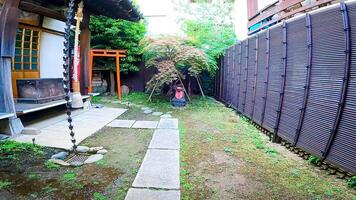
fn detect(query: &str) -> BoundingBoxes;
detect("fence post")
[251,34,259,117]
[232,44,237,107]
[261,29,270,126]
[226,48,230,103]
[220,52,226,100]
[242,39,249,113]
[294,13,313,146]
[322,2,351,160]
[273,21,288,143]
[237,42,242,110]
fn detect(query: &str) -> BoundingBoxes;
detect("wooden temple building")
[0,0,141,135]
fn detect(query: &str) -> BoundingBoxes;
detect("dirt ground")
[177,98,356,200]
[1,94,355,200]
[0,110,153,200]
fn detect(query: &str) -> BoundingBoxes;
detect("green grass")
[93,192,106,200]
[347,176,356,189]
[96,159,108,168]
[0,140,44,160]
[44,160,60,170]
[61,172,77,182]
[42,185,58,194]
[28,173,40,180]
[0,180,11,190]
[96,93,356,199]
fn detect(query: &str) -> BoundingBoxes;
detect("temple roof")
[20,0,142,22]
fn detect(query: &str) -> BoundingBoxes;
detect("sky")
[136,0,248,40]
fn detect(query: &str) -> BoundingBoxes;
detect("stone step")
[132,149,180,190]
[125,188,180,200]
[149,129,180,150]
[157,118,178,129]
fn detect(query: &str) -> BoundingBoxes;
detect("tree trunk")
[188,76,191,96]
[110,70,115,95]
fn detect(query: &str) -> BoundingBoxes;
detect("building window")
[12,27,41,71]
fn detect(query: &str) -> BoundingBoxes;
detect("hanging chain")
[63,0,77,152]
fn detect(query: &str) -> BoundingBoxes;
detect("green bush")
[347,176,356,189]
[90,16,146,73]
[308,156,320,165]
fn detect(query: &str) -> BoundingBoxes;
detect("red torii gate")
[88,49,126,100]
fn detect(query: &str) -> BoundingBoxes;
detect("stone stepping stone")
[152,112,163,116]
[143,109,153,114]
[97,149,108,154]
[76,146,90,153]
[141,107,150,111]
[160,114,172,118]
[51,151,69,160]
[49,158,70,166]
[84,154,104,164]
[149,129,180,150]
[132,149,180,189]
[107,120,136,128]
[132,121,158,129]
[157,118,178,129]
[125,188,180,200]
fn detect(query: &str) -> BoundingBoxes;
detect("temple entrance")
[89,49,126,100]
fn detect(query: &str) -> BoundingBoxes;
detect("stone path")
[13,108,126,149]
[157,118,179,129]
[125,188,180,200]
[125,118,180,200]
[131,121,158,129]
[107,120,135,128]
[148,129,179,150]
[107,118,177,130]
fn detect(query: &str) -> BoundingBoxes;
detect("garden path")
[13,107,126,149]
[125,118,180,200]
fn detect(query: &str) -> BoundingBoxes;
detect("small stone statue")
[171,85,186,107]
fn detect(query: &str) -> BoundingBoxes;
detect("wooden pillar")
[110,70,115,95]
[80,6,90,95]
[0,0,24,135]
[88,49,93,93]
[116,55,122,100]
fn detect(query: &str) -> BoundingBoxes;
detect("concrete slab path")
[107,120,135,128]
[157,118,178,129]
[132,121,158,129]
[132,149,180,189]
[127,118,180,199]
[13,108,126,149]
[149,129,180,150]
[125,188,180,200]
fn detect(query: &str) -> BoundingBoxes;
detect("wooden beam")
[0,0,23,135]
[19,1,65,21]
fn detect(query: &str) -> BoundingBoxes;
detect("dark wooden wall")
[216,2,356,175]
